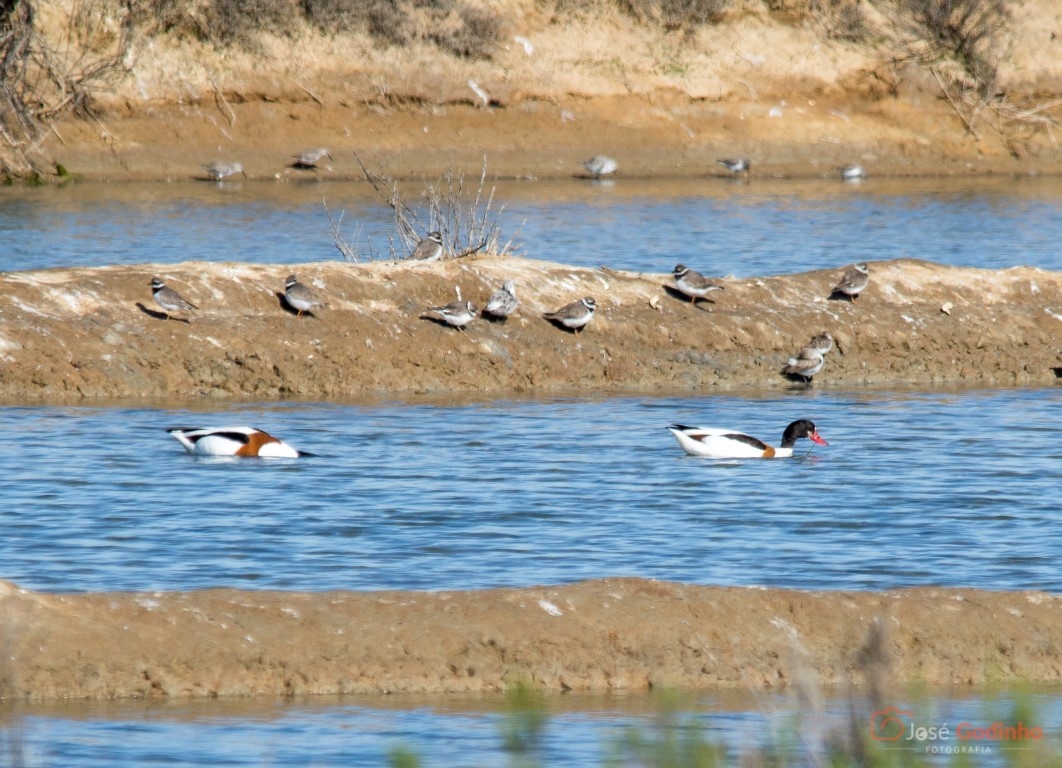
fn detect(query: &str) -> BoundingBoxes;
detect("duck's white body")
[167,427,305,458]
[667,420,827,459]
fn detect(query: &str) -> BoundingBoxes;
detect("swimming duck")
[666,420,828,458]
[167,427,310,458]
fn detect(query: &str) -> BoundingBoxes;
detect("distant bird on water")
[284,274,327,318]
[483,279,519,319]
[672,264,724,305]
[831,263,870,302]
[290,148,332,170]
[839,165,865,181]
[410,231,444,262]
[544,297,597,334]
[199,161,246,181]
[150,277,197,321]
[582,155,618,178]
[716,158,751,179]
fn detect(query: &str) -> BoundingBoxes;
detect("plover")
[672,264,724,305]
[582,155,618,178]
[426,299,478,330]
[716,158,751,178]
[544,297,597,334]
[150,277,197,320]
[199,161,246,181]
[782,347,825,385]
[410,231,444,262]
[290,148,332,170]
[167,427,311,458]
[831,263,870,302]
[284,274,328,318]
[667,420,827,459]
[483,279,518,319]
[805,332,834,356]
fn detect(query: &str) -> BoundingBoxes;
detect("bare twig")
[348,151,521,263]
[932,67,981,139]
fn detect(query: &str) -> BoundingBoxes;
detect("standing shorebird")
[782,347,825,386]
[582,155,618,178]
[831,263,870,302]
[284,274,327,318]
[425,299,478,331]
[544,297,597,334]
[805,332,834,356]
[672,264,725,305]
[410,231,444,262]
[716,158,751,179]
[483,279,519,319]
[150,277,198,321]
[289,148,332,170]
[199,161,246,181]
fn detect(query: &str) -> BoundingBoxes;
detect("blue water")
[4,689,1061,767]
[1,388,1058,594]
[1,177,1060,767]
[1,175,1060,276]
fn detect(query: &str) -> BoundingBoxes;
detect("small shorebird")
[831,263,870,302]
[289,148,332,170]
[716,158,751,179]
[582,155,618,178]
[167,427,311,458]
[672,264,724,305]
[199,161,246,181]
[410,231,444,262]
[667,420,828,459]
[483,279,519,319]
[284,274,327,318]
[544,297,597,334]
[805,332,834,356]
[150,277,197,321]
[782,347,825,385]
[425,299,478,330]
[839,165,865,181]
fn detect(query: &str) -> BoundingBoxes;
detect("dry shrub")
[301,0,499,58]
[619,0,730,30]
[206,0,298,43]
[896,0,1009,90]
[763,0,869,41]
[1,0,133,176]
[429,4,499,58]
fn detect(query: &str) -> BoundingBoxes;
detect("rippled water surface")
[2,177,1060,767]
[2,175,1060,275]
[1,388,1059,594]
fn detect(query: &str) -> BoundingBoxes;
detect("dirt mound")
[2,578,1059,700]
[0,258,1059,402]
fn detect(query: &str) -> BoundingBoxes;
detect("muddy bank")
[12,0,1062,181]
[1,578,1059,701]
[0,257,1059,402]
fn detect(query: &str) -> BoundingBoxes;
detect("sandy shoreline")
[2,578,1060,701]
[1,257,1059,402]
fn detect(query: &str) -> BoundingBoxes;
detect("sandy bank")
[11,0,1062,181]
[2,578,1059,701]
[0,257,1059,402]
